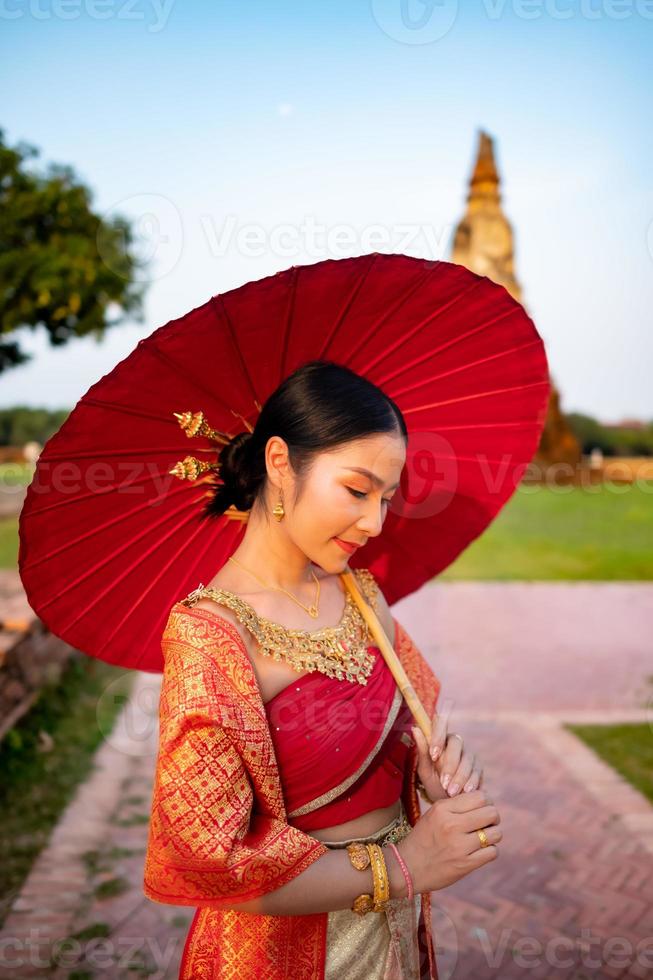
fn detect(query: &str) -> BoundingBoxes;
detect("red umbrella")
[18,253,550,672]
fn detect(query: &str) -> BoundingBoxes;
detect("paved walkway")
[392,583,653,980]
[1,581,652,979]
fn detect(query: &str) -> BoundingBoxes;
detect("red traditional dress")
[143,568,441,978]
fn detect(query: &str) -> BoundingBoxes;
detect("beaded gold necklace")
[181,567,379,686]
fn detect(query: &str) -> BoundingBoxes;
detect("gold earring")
[272,488,285,522]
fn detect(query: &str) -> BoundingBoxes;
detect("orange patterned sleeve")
[391,615,441,720]
[143,609,329,908]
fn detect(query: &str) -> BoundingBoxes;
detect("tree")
[0,128,147,373]
[0,406,70,446]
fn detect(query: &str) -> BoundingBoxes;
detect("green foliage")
[0,127,148,373]
[0,654,134,927]
[93,876,131,899]
[70,922,111,941]
[567,412,653,456]
[0,405,70,446]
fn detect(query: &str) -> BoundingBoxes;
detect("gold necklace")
[227,555,321,618]
[181,567,381,686]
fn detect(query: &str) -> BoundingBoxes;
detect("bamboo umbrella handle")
[340,569,432,740]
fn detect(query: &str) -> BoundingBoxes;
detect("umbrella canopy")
[19,252,550,671]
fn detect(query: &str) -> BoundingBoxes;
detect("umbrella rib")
[41,445,217,461]
[390,339,544,397]
[376,306,521,388]
[316,253,380,357]
[41,496,200,626]
[98,514,224,660]
[22,479,196,567]
[340,265,437,366]
[403,380,550,414]
[431,454,526,463]
[358,277,487,377]
[210,294,261,409]
[279,265,298,382]
[145,343,236,416]
[431,420,543,431]
[82,398,181,425]
[21,469,202,517]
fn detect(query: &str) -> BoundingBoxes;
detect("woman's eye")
[347,488,392,504]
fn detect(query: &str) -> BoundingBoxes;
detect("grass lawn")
[0,462,34,486]
[440,481,653,580]
[0,518,19,568]
[0,461,32,568]
[0,655,134,928]
[566,722,653,805]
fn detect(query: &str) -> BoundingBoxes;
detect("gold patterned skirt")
[318,798,421,980]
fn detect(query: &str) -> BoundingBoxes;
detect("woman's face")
[289,432,406,571]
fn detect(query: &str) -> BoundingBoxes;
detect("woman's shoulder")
[171,582,254,657]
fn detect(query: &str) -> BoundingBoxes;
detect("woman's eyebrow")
[342,466,400,491]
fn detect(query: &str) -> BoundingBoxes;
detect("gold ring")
[477,828,490,848]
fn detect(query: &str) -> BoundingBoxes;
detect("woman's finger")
[439,734,464,791]
[446,752,475,796]
[463,763,483,793]
[411,725,430,763]
[429,700,453,761]
[447,749,474,796]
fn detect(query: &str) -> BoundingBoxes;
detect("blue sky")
[1,0,651,421]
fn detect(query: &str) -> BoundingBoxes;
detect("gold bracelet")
[346,842,370,872]
[351,892,376,915]
[367,843,390,912]
[347,842,375,916]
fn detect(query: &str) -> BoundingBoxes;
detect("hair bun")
[208,430,254,512]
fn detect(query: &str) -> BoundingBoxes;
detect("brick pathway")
[1,582,651,979]
[391,583,653,980]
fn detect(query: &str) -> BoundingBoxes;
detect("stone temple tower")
[451,129,580,468]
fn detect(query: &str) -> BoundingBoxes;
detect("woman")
[143,361,502,979]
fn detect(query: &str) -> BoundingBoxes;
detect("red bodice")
[265,645,415,831]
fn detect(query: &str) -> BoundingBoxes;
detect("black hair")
[202,359,407,520]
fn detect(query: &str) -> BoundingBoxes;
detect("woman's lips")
[333,536,359,555]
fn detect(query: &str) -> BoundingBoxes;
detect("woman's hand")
[411,702,484,803]
[396,789,501,894]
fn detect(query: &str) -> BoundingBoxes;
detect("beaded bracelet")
[386,842,414,901]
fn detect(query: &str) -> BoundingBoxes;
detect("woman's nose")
[357,501,385,538]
